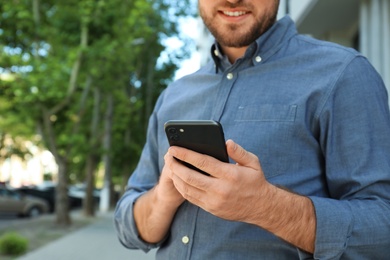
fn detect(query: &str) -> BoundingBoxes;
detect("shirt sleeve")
[114,93,166,252]
[311,56,390,259]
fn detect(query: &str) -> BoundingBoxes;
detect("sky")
[172,0,201,80]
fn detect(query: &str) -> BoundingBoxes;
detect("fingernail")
[228,139,237,151]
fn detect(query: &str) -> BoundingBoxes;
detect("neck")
[221,45,249,64]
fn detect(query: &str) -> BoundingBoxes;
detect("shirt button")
[227,73,234,80]
[214,49,219,57]
[182,236,190,244]
[255,56,262,63]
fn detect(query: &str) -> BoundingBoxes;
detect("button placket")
[212,70,237,121]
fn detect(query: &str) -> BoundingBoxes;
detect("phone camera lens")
[168,127,177,134]
[170,134,180,141]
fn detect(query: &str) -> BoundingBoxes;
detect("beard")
[199,1,279,48]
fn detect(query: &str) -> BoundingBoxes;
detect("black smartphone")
[164,120,229,175]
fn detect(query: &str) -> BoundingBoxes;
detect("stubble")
[199,1,279,48]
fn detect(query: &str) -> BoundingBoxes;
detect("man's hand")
[165,139,316,253]
[165,139,269,222]
[133,164,185,244]
[156,163,186,209]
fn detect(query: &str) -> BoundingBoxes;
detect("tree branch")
[50,22,89,115]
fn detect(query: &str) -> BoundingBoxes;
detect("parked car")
[17,182,56,212]
[17,182,101,211]
[68,184,101,208]
[0,186,49,217]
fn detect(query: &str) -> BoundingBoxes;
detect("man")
[115,0,390,259]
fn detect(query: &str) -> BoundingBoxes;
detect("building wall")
[360,0,390,100]
[289,0,390,107]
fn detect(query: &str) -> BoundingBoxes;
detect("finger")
[166,148,211,188]
[168,146,228,178]
[164,152,189,176]
[167,158,211,205]
[171,171,207,205]
[226,139,260,170]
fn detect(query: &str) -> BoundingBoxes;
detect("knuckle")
[164,153,173,166]
[228,172,240,183]
[195,157,209,170]
[211,197,227,214]
[215,186,230,202]
[238,147,248,159]
[185,174,196,185]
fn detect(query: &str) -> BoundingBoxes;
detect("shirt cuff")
[114,191,163,252]
[309,196,353,259]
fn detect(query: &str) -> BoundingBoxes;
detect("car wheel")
[27,207,42,218]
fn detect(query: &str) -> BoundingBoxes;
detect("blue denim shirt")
[115,16,390,259]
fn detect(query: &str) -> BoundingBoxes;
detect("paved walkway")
[18,212,156,260]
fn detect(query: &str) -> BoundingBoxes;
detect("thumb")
[226,139,260,170]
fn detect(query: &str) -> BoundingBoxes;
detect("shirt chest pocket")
[234,104,297,122]
[228,104,298,179]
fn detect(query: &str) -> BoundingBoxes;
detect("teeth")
[223,11,247,17]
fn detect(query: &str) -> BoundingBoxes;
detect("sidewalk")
[18,211,156,260]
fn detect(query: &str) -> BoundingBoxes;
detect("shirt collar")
[210,15,298,73]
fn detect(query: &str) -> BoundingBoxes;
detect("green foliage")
[0,0,195,189]
[0,232,29,256]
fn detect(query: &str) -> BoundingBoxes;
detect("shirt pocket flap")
[235,104,297,122]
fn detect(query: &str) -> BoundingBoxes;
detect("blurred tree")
[0,76,35,168]
[0,0,195,225]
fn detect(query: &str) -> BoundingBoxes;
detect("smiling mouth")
[223,11,248,17]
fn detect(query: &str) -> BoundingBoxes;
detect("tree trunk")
[119,128,132,195]
[83,87,101,216]
[99,93,114,212]
[55,158,71,226]
[39,108,71,226]
[83,154,98,216]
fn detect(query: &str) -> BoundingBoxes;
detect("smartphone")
[164,120,229,175]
